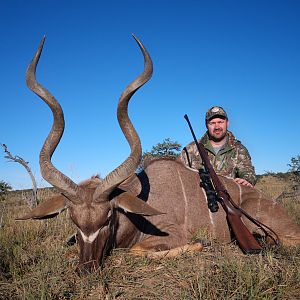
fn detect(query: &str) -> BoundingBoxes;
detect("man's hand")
[234,178,253,188]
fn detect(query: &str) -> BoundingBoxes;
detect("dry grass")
[0,176,300,299]
[256,174,296,199]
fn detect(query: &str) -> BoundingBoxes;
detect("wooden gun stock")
[184,114,262,253]
[218,190,262,253]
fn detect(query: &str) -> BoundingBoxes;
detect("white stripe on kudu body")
[178,169,189,235]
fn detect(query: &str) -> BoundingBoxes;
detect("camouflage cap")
[205,106,228,122]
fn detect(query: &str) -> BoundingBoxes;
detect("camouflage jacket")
[179,131,257,185]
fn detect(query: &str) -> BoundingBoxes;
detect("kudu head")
[20,35,160,272]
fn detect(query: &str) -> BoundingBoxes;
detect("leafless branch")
[1,143,38,208]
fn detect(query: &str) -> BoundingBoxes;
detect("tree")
[142,138,182,159]
[1,143,38,208]
[288,155,300,184]
[288,155,300,173]
[137,138,182,172]
[0,180,12,201]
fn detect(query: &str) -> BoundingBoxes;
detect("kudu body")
[19,36,300,271]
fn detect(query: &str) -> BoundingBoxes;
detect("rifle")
[184,114,268,254]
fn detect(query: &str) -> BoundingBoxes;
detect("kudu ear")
[111,192,164,216]
[16,194,67,220]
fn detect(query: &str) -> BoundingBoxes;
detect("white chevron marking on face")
[79,229,101,243]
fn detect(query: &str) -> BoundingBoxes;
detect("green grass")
[0,180,300,300]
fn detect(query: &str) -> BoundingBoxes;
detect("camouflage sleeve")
[235,143,257,185]
[179,142,202,170]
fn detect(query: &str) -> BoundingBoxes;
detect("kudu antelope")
[19,36,300,272]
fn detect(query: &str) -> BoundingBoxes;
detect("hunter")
[180,106,257,187]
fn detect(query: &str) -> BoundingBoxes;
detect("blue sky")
[1,0,300,190]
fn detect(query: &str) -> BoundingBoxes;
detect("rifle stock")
[184,114,262,253]
[218,190,262,253]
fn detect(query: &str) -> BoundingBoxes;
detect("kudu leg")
[128,225,204,258]
[129,241,203,258]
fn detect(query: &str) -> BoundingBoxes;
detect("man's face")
[206,117,229,142]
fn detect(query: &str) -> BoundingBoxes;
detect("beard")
[209,129,227,142]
